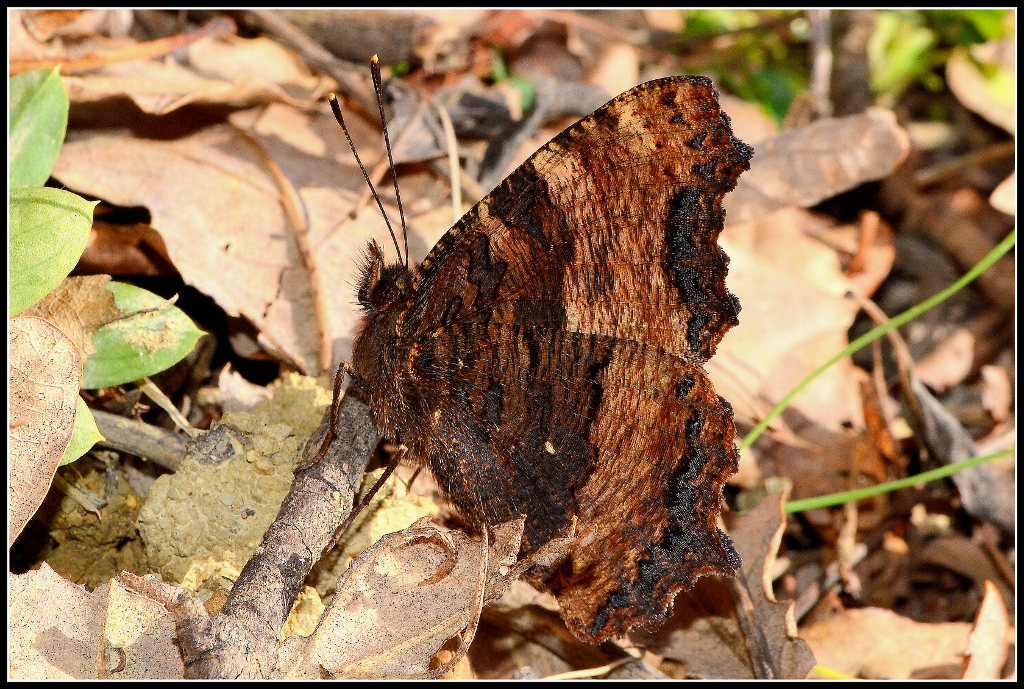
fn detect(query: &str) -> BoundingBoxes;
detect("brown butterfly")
[348,75,751,642]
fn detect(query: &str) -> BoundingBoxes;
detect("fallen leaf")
[961,581,1011,679]
[712,208,869,494]
[729,108,910,223]
[8,563,183,679]
[52,105,396,373]
[989,170,1014,215]
[946,39,1015,135]
[287,519,524,679]
[801,607,971,679]
[979,364,1012,423]
[8,316,83,547]
[63,37,319,116]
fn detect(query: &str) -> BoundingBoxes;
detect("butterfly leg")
[325,444,407,551]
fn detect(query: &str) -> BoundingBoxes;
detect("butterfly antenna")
[370,54,410,269]
[327,92,404,266]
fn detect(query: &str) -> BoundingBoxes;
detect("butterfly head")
[356,240,413,315]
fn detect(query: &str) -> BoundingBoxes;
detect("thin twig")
[92,409,187,470]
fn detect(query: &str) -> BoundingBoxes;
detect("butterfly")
[347,75,751,642]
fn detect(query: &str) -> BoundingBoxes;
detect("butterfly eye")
[357,245,410,314]
[368,271,401,311]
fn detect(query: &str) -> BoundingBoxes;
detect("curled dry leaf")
[989,170,1014,215]
[286,519,525,679]
[728,108,910,224]
[946,39,1015,135]
[8,563,183,679]
[630,492,816,679]
[63,34,321,117]
[8,316,83,547]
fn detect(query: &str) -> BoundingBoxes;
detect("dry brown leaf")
[716,209,862,424]
[186,34,318,89]
[8,563,183,679]
[217,363,274,413]
[916,536,1014,614]
[8,316,83,547]
[729,108,910,223]
[52,103,398,373]
[711,208,867,492]
[19,8,132,41]
[631,492,816,679]
[286,519,525,679]
[22,275,120,359]
[471,582,621,678]
[62,30,322,116]
[913,313,1005,393]
[801,607,971,679]
[961,581,1011,679]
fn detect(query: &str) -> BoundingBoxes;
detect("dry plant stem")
[178,393,378,678]
[851,294,924,419]
[913,140,1016,187]
[233,124,330,374]
[807,9,834,118]
[428,157,486,206]
[139,378,198,438]
[344,97,429,228]
[419,89,464,225]
[729,574,776,679]
[92,409,186,471]
[544,655,638,680]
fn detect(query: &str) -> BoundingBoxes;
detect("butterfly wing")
[409,75,749,363]
[396,76,751,642]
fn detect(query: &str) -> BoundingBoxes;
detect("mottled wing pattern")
[399,76,751,642]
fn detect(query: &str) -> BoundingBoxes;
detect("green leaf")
[9,67,69,189]
[9,187,97,316]
[869,12,937,96]
[60,397,105,466]
[82,282,205,389]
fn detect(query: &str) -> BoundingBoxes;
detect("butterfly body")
[351,75,752,642]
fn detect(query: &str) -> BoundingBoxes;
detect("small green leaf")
[82,282,205,389]
[9,187,97,315]
[9,67,69,189]
[61,397,105,466]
